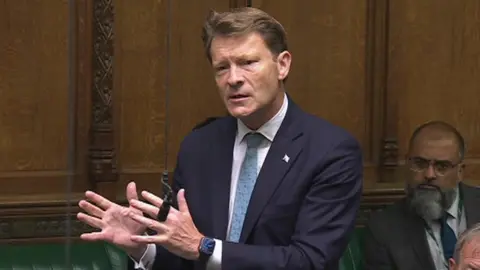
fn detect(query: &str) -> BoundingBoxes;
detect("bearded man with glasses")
[364,120,480,270]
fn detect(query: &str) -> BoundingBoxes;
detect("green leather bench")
[339,227,365,270]
[0,227,364,270]
[0,241,128,269]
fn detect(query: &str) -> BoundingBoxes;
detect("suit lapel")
[403,203,437,270]
[238,103,304,242]
[210,117,237,239]
[460,183,480,227]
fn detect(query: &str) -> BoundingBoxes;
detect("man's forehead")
[411,129,458,150]
[410,137,459,160]
[211,33,268,60]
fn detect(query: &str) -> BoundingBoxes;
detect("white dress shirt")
[424,188,466,270]
[133,93,288,270]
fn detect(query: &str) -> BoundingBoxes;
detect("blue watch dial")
[200,237,216,255]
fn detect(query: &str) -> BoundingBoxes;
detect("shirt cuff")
[206,239,222,270]
[131,244,157,270]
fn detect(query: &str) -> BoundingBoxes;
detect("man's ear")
[448,257,457,270]
[276,51,291,81]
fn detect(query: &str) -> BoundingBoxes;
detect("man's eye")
[435,163,451,170]
[215,66,228,74]
[240,60,256,65]
[413,159,428,167]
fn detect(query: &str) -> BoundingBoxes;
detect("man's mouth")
[417,184,441,192]
[229,94,249,101]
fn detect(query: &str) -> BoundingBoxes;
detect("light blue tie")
[227,133,264,242]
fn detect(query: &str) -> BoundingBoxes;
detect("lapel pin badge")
[282,154,290,163]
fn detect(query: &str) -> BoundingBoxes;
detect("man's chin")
[228,107,254,119]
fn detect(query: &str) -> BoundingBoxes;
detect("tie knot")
[245,133,264,148]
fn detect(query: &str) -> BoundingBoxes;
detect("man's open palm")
[77,182,147,255]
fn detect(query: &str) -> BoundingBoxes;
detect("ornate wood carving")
[0,198,129,241]
[0,217,92,240]
[382,138,399,167]
[89,0,117,184]
[0,189,402,240]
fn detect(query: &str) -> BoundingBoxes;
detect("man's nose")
[424,164,436,180]
[227,66,244,88]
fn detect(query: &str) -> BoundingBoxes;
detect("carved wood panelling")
[0,0,89,203]
[114,0,231,198]
[386,0,480,187]
[89,0,117,192]
[114,0,167,197]
[252,0,381,187]
[0,0,91,241]
[0,217,91,240]
[1,0,479,241]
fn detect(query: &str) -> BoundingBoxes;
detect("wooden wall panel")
[167,0,231,173]
[251,1,381,185]
[0,0,91,241]
[251,0,368,153]
[0,0,88,200]
[114,0,167,197]
[115,0,235,199]
[1,0,479,240]
[383,0,480,188]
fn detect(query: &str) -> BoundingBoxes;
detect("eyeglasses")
[407,157,461,176]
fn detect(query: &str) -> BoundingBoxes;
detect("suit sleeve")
[363,216,396,270]
[221,136,363,269]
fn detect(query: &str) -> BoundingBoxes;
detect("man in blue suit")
[77,7,363,270]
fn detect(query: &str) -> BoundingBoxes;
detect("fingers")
[129,212,167,233]
[126,181,139,202]
[468,261,480,268]
[176,189,189,213]
[78,200,104,218]
[129,199,160,219]
[85,191,113,210]
[77,212,104,230]
[140,191,163,208]
[137,190,179,218]
[130,234,167,244]
[80,232,106,242]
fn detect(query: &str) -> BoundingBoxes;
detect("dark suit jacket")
[364,183,480,270]
[146,99,363,270]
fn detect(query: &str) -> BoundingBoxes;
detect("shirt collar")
[236,93,288,142]
[447,187,460,219]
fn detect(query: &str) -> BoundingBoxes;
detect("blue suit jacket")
[149,99,363,270]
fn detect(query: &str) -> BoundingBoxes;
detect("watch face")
[201,238,215,255]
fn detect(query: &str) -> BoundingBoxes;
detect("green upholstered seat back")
[339,227,365,270]
[0,228,365,270]
[0,241,127,270]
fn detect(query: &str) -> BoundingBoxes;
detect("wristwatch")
[198,236,216,263]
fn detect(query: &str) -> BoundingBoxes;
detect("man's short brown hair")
[201,7,288,63]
